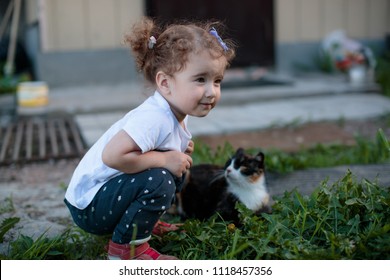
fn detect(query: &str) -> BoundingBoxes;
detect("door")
[146,0,275,68]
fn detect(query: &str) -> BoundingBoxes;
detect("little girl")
[64,17,235,260]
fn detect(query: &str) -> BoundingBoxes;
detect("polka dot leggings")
[65,168,181,244]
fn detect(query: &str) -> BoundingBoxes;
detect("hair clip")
[148,36,157,49]
[209,27,228,51]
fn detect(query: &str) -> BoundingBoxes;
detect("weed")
[0,217,20,243]
[256,129,390,174]
[375,51,390,97]
[7,231,64,259]
[192,141,235,165]
[193,130,389,175]
[0,196,15,214]
[153,171,390,259]
[2,227,109,260]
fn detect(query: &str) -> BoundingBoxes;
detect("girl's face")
[160,51,227,123]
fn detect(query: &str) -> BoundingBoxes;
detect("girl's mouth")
[200,103,213,109]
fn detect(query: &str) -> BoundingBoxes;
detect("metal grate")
[0,116,87,165]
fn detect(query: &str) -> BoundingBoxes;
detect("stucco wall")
[276,0,389,43]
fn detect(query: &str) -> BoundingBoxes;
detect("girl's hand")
[185,140,194,156]
[164,150,193,178]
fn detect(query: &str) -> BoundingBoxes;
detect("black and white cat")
[178,148,271,223]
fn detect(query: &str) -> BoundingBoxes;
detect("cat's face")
[224,148,265,185]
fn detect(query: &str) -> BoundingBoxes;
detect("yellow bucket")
[17,81,49,107]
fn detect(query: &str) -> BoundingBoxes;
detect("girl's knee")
[136,168,176,208]
[149,168,176,195]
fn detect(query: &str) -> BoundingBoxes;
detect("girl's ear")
[155,71,171,95]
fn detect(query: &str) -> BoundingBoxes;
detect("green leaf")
[345,198,358,205]
[0,217,20,243]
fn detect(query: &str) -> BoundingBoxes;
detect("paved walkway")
[44,74,390,146]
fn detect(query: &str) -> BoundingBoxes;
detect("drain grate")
[0,116,87,165]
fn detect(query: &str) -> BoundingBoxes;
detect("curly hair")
[124,17,236,84]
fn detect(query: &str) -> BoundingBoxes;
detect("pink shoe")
[107,240,178,260]
[152,220,183,236]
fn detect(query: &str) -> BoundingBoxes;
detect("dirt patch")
[196,118,390,152]
[0,159,79,255]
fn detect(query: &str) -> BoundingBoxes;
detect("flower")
[322,30,375,73]
[335,50,366,72]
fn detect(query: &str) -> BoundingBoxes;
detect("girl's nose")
[205,83,217,98]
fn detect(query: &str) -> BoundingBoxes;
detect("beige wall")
[32,0,389,52]
[37,0,143,52]
[277,0,390,43]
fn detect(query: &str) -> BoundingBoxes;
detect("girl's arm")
[102,130,192,177]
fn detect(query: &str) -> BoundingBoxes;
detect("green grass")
[153,171,390,259]
[193,128,390,174]
[0,130,389,260]
[376,51,390,97]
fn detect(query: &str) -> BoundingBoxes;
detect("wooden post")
[0,0,14,41]
[4,0,22,76]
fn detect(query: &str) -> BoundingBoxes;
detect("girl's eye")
[196,77,206,83]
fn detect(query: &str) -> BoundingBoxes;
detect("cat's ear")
[255,152,265,164]
[236,147,244,156]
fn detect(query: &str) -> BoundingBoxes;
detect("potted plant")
[321,30,376,85]
[0,62,30,121]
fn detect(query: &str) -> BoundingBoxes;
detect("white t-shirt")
[65,91,192,209]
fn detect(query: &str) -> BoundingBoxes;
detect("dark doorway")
[145,0,275,68]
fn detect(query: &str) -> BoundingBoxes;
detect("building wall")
[38,0,143,52]
[276,0,390,43]
[27,0,143,86]
[25,0,390,85]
